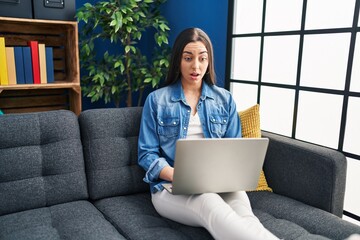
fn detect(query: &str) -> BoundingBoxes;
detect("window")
[227,0,360,224]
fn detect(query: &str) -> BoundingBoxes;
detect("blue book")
[22,47,33,84]
[14,47,26,84]
[45,47,55,83]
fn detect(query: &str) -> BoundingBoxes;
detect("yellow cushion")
[238,104,272,192]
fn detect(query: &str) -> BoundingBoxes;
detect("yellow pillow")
[238,104,272,192]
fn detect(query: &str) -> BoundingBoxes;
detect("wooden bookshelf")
[0,17,81,115]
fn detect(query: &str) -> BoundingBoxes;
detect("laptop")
[162,138,269,195]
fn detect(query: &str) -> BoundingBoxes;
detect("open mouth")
[191,73,200,78]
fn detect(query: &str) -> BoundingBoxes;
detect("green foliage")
[76,0,171,107]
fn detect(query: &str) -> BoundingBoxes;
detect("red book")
[27,41,40,84]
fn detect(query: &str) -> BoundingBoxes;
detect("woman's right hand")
[159,166,174,182]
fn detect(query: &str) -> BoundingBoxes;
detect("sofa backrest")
[0,110,88,216]
[79,107,148,201]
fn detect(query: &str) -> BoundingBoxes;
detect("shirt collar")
[170,80,215,102]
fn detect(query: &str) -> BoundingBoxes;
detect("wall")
[76,0,229,110]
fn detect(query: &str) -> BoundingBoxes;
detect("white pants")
[152,190,279,240]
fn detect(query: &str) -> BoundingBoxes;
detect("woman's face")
[180,41,209,87]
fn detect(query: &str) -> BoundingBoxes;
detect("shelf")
[0,83,80,93]
[0,17,81,115]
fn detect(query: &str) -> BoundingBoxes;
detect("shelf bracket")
[72,85,81,95]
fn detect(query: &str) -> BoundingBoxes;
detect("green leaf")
[84,3,92,8]
[152,79,158,88]
[114,61,122,68]
[162,35,169,44]
[76,11,84,20]
[111,86,117,94]
[110,19,117,26]
[115,11,123,27]
[144,0,154,3]
[159,23,167,32]
[87,91,95,97]
[115,24,121,33]
[125,45,131,53]
[84,44,90,56]
[120,64,125,74]
[144,78,152,83]
[138,11,146,18]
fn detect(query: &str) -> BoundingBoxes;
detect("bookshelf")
[0,17,81,115]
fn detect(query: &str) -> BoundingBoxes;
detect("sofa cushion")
[0,110,88,216]
[94,191,349,240]
[248,191,360,240]
[253,209,329,240]
[94,193,213,240]
[0,201,125,240]
[79,107,148,200]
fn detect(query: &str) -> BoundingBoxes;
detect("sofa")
[1,107,360,240]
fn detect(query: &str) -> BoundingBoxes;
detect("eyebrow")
[183,50,208,55]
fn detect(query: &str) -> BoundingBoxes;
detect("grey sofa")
[0,108,359,240]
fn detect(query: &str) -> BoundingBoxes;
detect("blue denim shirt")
[138,81,242,193]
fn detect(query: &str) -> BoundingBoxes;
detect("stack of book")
[0,37,55,86]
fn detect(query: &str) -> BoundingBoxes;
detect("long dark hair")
[165,28,216,86]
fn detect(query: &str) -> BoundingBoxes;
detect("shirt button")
[173,122,177,125]
[160,121,163,124]
[184,127,187,130]
[223,119,227,123]
[187,110,190,113]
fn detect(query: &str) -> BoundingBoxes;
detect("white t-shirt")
[186,112,204,139]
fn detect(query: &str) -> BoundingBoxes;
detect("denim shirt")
[138,81,242,193]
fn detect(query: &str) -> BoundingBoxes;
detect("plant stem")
[138,87,144,107]
[126,36,132,107]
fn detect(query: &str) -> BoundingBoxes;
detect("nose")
[192,59,200,69]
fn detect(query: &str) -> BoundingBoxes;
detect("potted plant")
[76,0,170,107]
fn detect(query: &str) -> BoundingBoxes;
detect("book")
[28,41,40,84]
[5,47,17,85]
[22,47,34,84]
[14,47,26,84]
[0,37,9,85]
[38,43,47,84]
[45,47,55,83]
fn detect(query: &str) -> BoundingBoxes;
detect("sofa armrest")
[261,131,347,217]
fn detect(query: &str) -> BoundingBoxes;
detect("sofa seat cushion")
[0,201,125,240]
[94,193,213,240]
[248,191,360,240]
[253,209,329,240]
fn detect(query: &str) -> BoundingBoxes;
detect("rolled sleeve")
[143,157,170,183]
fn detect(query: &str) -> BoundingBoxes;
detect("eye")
[184,57,192,61]
[200,57,208,62]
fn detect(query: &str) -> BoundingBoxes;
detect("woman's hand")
[159,166,174,182]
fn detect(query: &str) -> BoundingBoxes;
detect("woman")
[138,28,278,240]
